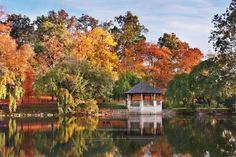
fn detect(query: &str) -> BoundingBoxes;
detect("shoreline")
[0,107,234,118]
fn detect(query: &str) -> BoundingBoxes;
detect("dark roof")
[125,82,161,94]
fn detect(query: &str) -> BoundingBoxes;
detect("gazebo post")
[154,93,157,107]
[140,93,144,108]
[126,94,131,108]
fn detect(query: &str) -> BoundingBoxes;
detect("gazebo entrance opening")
[129,93,160,107]
[143,94,155,107]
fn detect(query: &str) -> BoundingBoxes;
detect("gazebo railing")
[143,101,154,107]
[130,100,140,107]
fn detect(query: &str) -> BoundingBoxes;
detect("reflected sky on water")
[0,115,236,157]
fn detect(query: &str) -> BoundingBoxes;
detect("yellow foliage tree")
[73,27,118,79]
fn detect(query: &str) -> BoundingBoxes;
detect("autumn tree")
[73,27,118,79]
[139,41,173,87]
[120,41,173,88]
[34,36,65,74]
[173,48,204,73]
[119,43,145,76]
[158,33,203,74]
[34,9,75,55]
[32,10,77,75]
[110,11,148,58]
[0,12,33,112]
[120,33,203,89]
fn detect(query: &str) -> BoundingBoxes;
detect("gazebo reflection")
[98,114,163,136]
[127,114,163,136]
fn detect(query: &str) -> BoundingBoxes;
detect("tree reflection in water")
[164,116,236,157]
[0,119,24,157]
[0,116,236,157]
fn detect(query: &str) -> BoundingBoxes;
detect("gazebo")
[125,82,162,114]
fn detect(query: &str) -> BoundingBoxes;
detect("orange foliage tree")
[158,33,204,74]
[119,41,173,88]
[172,48,203,74]
[0,9,33,112]
[119,37,203,89]
[34,36,64,74]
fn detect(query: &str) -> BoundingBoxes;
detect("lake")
[0,115,236,157]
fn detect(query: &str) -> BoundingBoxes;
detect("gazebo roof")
[125,82,161,94]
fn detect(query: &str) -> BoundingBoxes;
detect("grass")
[98,103,127,109]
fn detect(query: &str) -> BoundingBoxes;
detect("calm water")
[0,115,236,157]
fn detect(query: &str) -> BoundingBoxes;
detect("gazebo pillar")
[126,94,131,108]
[153,93,157,107]
[140,93,144,108]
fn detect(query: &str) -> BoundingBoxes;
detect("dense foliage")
[34,61,112,114]
[4,1,236,113]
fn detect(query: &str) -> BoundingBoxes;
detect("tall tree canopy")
[73,27,118,79]
[0,14,33,112]
[7,14,34,47]
[158,33,203,74]
[110,11,148,59]
[210,0,236,82]
[158,33,189,51]
[190,59,225,106]
[34,9,75,55]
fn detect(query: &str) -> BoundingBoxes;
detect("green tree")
[0,69,24,113]
[110,11,148,58]
[78,14,99,32]
[190,59,224,106]
[34,61,112,114]
[112,72,142,100]
[210,0,236,83]
[78,61,114,100]
[77,14,113,32]
[158,33,189,51]
[166,74,193,108]
[7,14,34,47]
[34,62,88,114]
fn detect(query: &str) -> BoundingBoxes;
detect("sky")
[0,0,232,55]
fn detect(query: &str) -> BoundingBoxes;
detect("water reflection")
[0,115,236,157]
